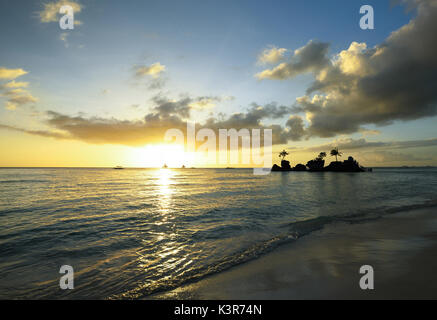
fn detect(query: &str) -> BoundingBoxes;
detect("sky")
[0,0,437,167]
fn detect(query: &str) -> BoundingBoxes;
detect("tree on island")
[317,152,327,160]
[279,150,289,160]
[330,148,342,162]
[306,151,326,171]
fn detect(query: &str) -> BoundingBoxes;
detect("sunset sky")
[1,0,437,167]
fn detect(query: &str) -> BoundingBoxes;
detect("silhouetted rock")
[272,155,371,173]
[281,160,291,170]
[271,164,282,171]
[306,159,325,171]
[271,160,293,171]
[293,163,307,171]
[324,156,366,172]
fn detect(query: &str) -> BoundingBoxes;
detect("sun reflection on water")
[156,168,174,218]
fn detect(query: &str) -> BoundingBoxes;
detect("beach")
[153,207,437,299]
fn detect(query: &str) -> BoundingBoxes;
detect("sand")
[152,207,437,299]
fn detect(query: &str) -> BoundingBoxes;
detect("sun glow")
[129,144,193,168]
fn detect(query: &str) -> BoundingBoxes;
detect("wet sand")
[153,207,437,299]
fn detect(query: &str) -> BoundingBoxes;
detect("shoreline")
[151,206,437,299]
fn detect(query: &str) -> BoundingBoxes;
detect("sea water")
[0,167,436,299]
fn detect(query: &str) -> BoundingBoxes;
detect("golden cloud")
[0,67,28,80]
[2,80,29,89]
[335,42,371,76]
[0,68,38,111]
[39,0,83,24]
[135,63,166,78]
[188,98,217,110]
[257,46,287,65]
[5,102,17,111]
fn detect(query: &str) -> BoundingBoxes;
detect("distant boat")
[225,167,235,169]
[163,164,168,169]
[181,165,186,169]
[113,166,124,170]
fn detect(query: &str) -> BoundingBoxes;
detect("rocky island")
[271,149,371,172]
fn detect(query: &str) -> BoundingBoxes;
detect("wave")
[0,179,48,184]
[112,199,437,299]
[124,203,156,210]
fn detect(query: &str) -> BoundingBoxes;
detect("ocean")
[0,167,436,299]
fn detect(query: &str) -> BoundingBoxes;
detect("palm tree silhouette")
[318,152,327,160]
[330,148,342,162]
[279,150,289,160]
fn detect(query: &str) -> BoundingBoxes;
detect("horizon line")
[1,165,436,169]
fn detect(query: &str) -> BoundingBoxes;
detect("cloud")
[5,102,17,111]
[149,95,193,118]
[135,63,166,78]
[0,97,298,146]
[189,97,219,110]
[0,67,28,80]
[0,80,29,89]
[2,91,38,110]
[255,40,330,80]
[0,124,66,139]
[200,102,298,144]
[39,0,83,25]
[284,116,306,141]
[0,68,37,110]
[246,102,293,119]
[301,137,437,153]
[2,88,27,96]
[130,63,168,91]
[256,0,437,139]
[187,96,235,110]
[43,111,185,145]
[257,46,287,65]
[359,128,381,136]
[2,90,435,152]
[149,95,227,117]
